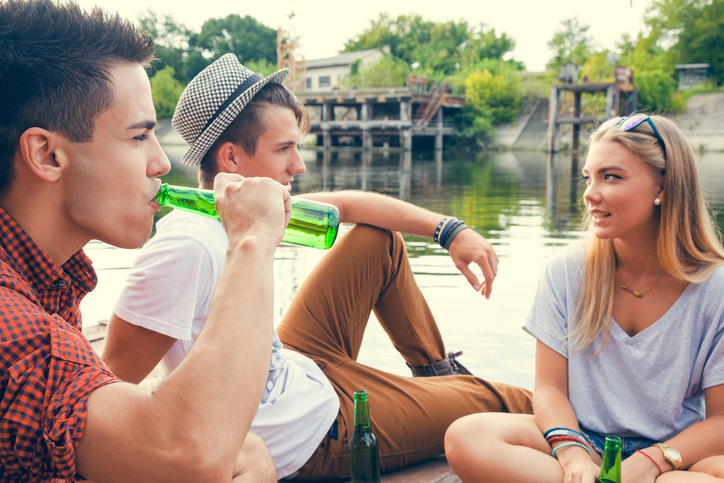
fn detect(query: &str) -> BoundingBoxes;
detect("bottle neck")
[353,399,371,432]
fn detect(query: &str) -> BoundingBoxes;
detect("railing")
[413,79,449,129]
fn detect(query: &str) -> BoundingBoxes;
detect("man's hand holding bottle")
[213,173,292,249]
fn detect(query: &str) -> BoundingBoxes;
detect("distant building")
[675,64,710,90]
[304,48,386,91]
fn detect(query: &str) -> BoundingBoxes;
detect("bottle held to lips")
[155,184,339,250]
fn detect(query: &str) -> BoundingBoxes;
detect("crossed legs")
[277,225,532,480]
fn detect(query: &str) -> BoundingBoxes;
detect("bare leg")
[657,456,724,482]
[445,413,580,483]
[232,432,276,482]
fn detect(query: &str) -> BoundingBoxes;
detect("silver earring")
[654,198,661,205]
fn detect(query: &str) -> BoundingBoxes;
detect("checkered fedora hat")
[172,53,289,165]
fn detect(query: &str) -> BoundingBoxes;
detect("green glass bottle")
[349,390,381,483]
[155,184,339,250]
[598,436,622,483]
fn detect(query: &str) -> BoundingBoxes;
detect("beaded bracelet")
[442,223,468,250]
[544,427,582,439]
[432,216,450,243]
[440,220,464,247]
[635,450,662,475]
[547,435,588,446]
[551,442,590,459]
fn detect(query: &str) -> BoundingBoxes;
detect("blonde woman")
[445,114,724,483]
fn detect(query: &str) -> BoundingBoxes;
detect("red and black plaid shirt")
[0,207,118,482]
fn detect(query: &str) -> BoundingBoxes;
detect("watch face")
[666,447,682,461]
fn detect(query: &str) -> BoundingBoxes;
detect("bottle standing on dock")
[598,436,622,483]
[349,390,381,483]
[155,183,340,250]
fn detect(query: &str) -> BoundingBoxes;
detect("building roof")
[306,49,382,69]
[675,64,710,70]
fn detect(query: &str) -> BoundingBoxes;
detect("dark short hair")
[199,82,310,183]
[0,0,155,198]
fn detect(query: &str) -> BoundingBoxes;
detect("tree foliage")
[150,67,185,119]
[546,17,595,72]
[346,55,409,88]
[343,13,516,75]
[190,14,277,65]
[138,10,277,85]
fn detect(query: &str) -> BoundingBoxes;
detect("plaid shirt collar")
[0,206,97,321]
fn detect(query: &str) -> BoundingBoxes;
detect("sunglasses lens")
[619,114,647,132]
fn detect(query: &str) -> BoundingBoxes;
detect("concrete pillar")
[321,103,331,148]
[400,99,412,150]
[362,102,372,150]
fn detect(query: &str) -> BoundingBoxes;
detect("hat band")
[196,72,264,141]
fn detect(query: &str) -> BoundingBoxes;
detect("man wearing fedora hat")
[0,2,282,481]
[103,53,533,480]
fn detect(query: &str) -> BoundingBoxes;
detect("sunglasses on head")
[602,113,667,161]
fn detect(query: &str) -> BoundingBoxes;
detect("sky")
[77,0,656,72]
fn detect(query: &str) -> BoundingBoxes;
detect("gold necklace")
[619,270,666,298]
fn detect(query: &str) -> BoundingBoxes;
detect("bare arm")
[102,313,176,384]
[76,174,290,483]
[623,384,724,482]
[533,340,601,483]
[301,190,499,298]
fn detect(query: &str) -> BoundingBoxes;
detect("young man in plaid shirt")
[0,1,281,481]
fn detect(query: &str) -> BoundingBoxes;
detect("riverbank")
[492,92,724,152]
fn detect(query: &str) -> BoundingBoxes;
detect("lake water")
[80,147,724,391]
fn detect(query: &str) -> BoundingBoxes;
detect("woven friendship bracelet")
[545,428,586,441]
[442,223,468,250]
[434,217,451,244]
[551,442,590,459]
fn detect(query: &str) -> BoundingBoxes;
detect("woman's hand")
[557,452,601,483]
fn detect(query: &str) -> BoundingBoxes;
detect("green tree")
[546,17,595,72]
[343,14,516,76]
[346,54,409,88]
[138,10,191,83]
[151,67,185,119]
[190,14,276,64]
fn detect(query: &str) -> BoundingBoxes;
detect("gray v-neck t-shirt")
[524,243,724,441]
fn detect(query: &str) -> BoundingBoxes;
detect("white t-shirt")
[114,210,340,479]
[523,243,724,441]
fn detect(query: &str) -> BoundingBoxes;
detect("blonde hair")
[570,115,724,352]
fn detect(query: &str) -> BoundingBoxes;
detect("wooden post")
[572,91,581,152]
[547,85,560,153]
[362,102,372,150]
[434,107,443,151]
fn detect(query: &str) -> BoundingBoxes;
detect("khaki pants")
[277,225,532,481]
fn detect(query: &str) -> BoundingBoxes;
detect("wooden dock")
[83,322,462,483]
[301,86,463,151]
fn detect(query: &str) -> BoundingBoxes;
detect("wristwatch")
[654,443,682,470]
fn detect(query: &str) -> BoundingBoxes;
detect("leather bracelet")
[434,217,454,244]
[635,450,662,475]
[442,223,468,250]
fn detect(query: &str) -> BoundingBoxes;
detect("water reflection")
[80,147,724,391]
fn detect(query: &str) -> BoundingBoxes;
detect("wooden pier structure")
[547,67,637,153]
[301,82,464,150]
